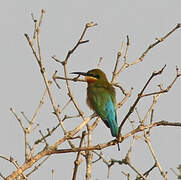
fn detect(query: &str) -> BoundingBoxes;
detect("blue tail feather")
[105,97,119,137]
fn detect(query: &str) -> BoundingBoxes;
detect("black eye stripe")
[95,74,100,79]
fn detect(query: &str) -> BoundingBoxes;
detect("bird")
[71,69,120,150]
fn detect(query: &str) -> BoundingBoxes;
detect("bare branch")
[145,136,167,179]
[6,8,181,180]
[72,131,86,180]
[85,125,93,180]
[130,23,181,66]
[25,12,68,136]
[34,123,60,145]
[0,156,28,179]
[111,41,125,83]
[5,114,95,180]
[30,81,51,128]
[0,172,5,180]
[118,65,166,137]
[116,87,133,109]
[97,57,103,69]
[53,21,97,65]
[26,156,50,177]
[10,108,25,131]
[141,94,161,125]
[141,66,181,97]
[123,35,130,64]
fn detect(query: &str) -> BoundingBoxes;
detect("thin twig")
[34,123,60,145]
[133,23,181,64]
[111,24,181,79]
[0,156,28,179]
[26,156,50,177]
[141,66,181,97]
[145,136,167,179]
[72,131,86,180]
[5,117,181,180]
[118,65,166,137]
[111,41,125,83]
[30,81,51,130]
[97,57,103,69]
[0,172,5,180]
[10,108,25,131]
[141,94,161,125]
[25,11,68,136]
[116,87,133,109]
[143,163,156,177]
[123,35,130,64]
[85,125,93,180]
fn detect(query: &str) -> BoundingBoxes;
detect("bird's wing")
[94,93,119,137]
[105,95,117,126]
[88,88,117,128]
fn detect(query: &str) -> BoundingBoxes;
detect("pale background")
[0,0,181,179]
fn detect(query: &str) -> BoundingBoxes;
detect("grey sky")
[0,0,181,179]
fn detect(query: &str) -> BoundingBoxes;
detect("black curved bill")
[70,72,88,76]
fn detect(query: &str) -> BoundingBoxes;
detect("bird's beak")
[71,71,97,83]
[70,72,88,76]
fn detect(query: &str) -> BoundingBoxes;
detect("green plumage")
[85,69,119,138]
[87,83,116,126]
[71,69,120,150]
[86,71,116,125]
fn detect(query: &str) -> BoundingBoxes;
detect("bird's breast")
[86,95,94,110]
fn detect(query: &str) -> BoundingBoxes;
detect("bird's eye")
[95,74,100,79]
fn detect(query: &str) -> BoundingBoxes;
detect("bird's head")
[71,69,108,84]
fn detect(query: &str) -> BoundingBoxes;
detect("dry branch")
[4,9,181,180]
[118,65,166,138]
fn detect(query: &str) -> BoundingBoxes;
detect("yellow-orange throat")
[85,76,97,83]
